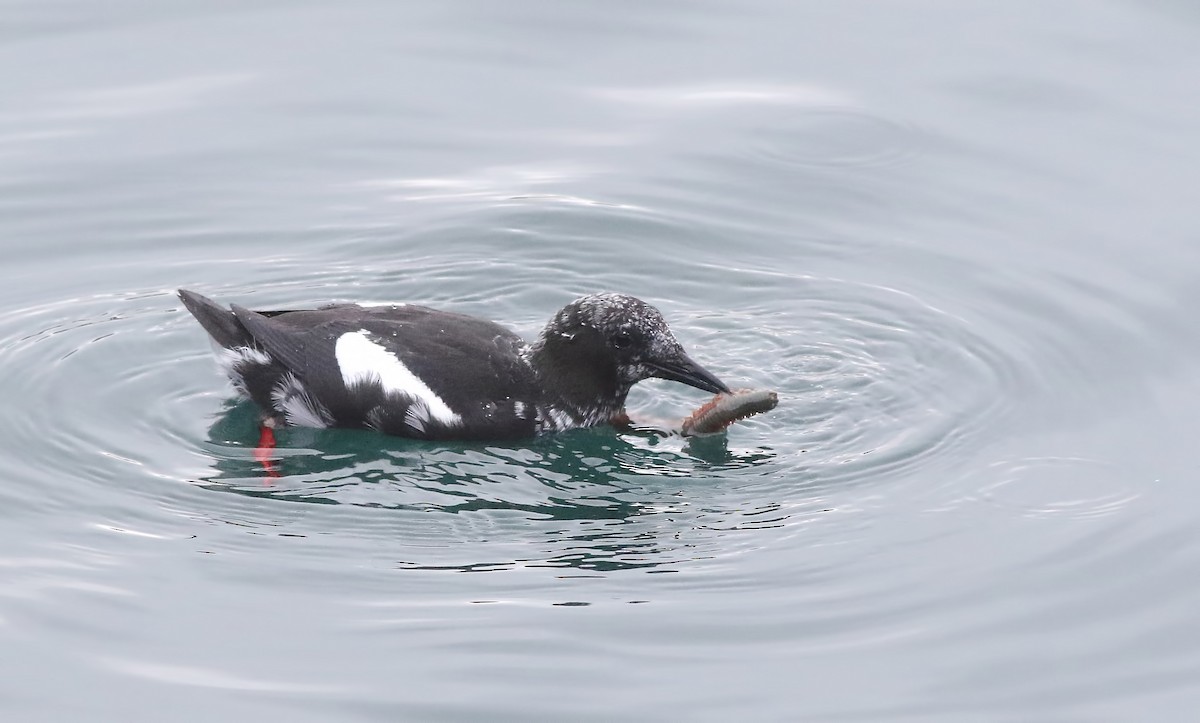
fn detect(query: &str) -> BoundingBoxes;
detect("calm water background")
[3,1,1200,720]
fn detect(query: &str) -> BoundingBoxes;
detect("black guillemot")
[179,289,730,441]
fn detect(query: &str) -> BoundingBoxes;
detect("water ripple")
[0,191,1161,593]
[749,107,929,169]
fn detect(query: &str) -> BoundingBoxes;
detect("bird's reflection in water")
[195,400,779,572]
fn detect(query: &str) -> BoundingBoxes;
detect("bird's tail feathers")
[178,288,253,349]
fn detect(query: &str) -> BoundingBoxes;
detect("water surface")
[3,1,1200,720]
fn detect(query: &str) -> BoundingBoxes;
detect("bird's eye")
[612,331,633,349]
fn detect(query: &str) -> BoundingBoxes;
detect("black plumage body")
[179,289,728,441]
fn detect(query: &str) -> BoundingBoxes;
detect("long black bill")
[648,352,731,395]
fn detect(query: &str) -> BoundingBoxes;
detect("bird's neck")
[527,331,628,424]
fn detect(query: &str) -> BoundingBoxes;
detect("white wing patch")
[335,329,462,427]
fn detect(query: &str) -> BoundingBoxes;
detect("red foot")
[254,425,281,480]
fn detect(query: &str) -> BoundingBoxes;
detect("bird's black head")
[530,294,729,416]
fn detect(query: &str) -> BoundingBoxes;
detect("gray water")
[3,1,1200,720]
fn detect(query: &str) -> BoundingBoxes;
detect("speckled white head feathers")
[532,293,729,396]
[553,293,674,345]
